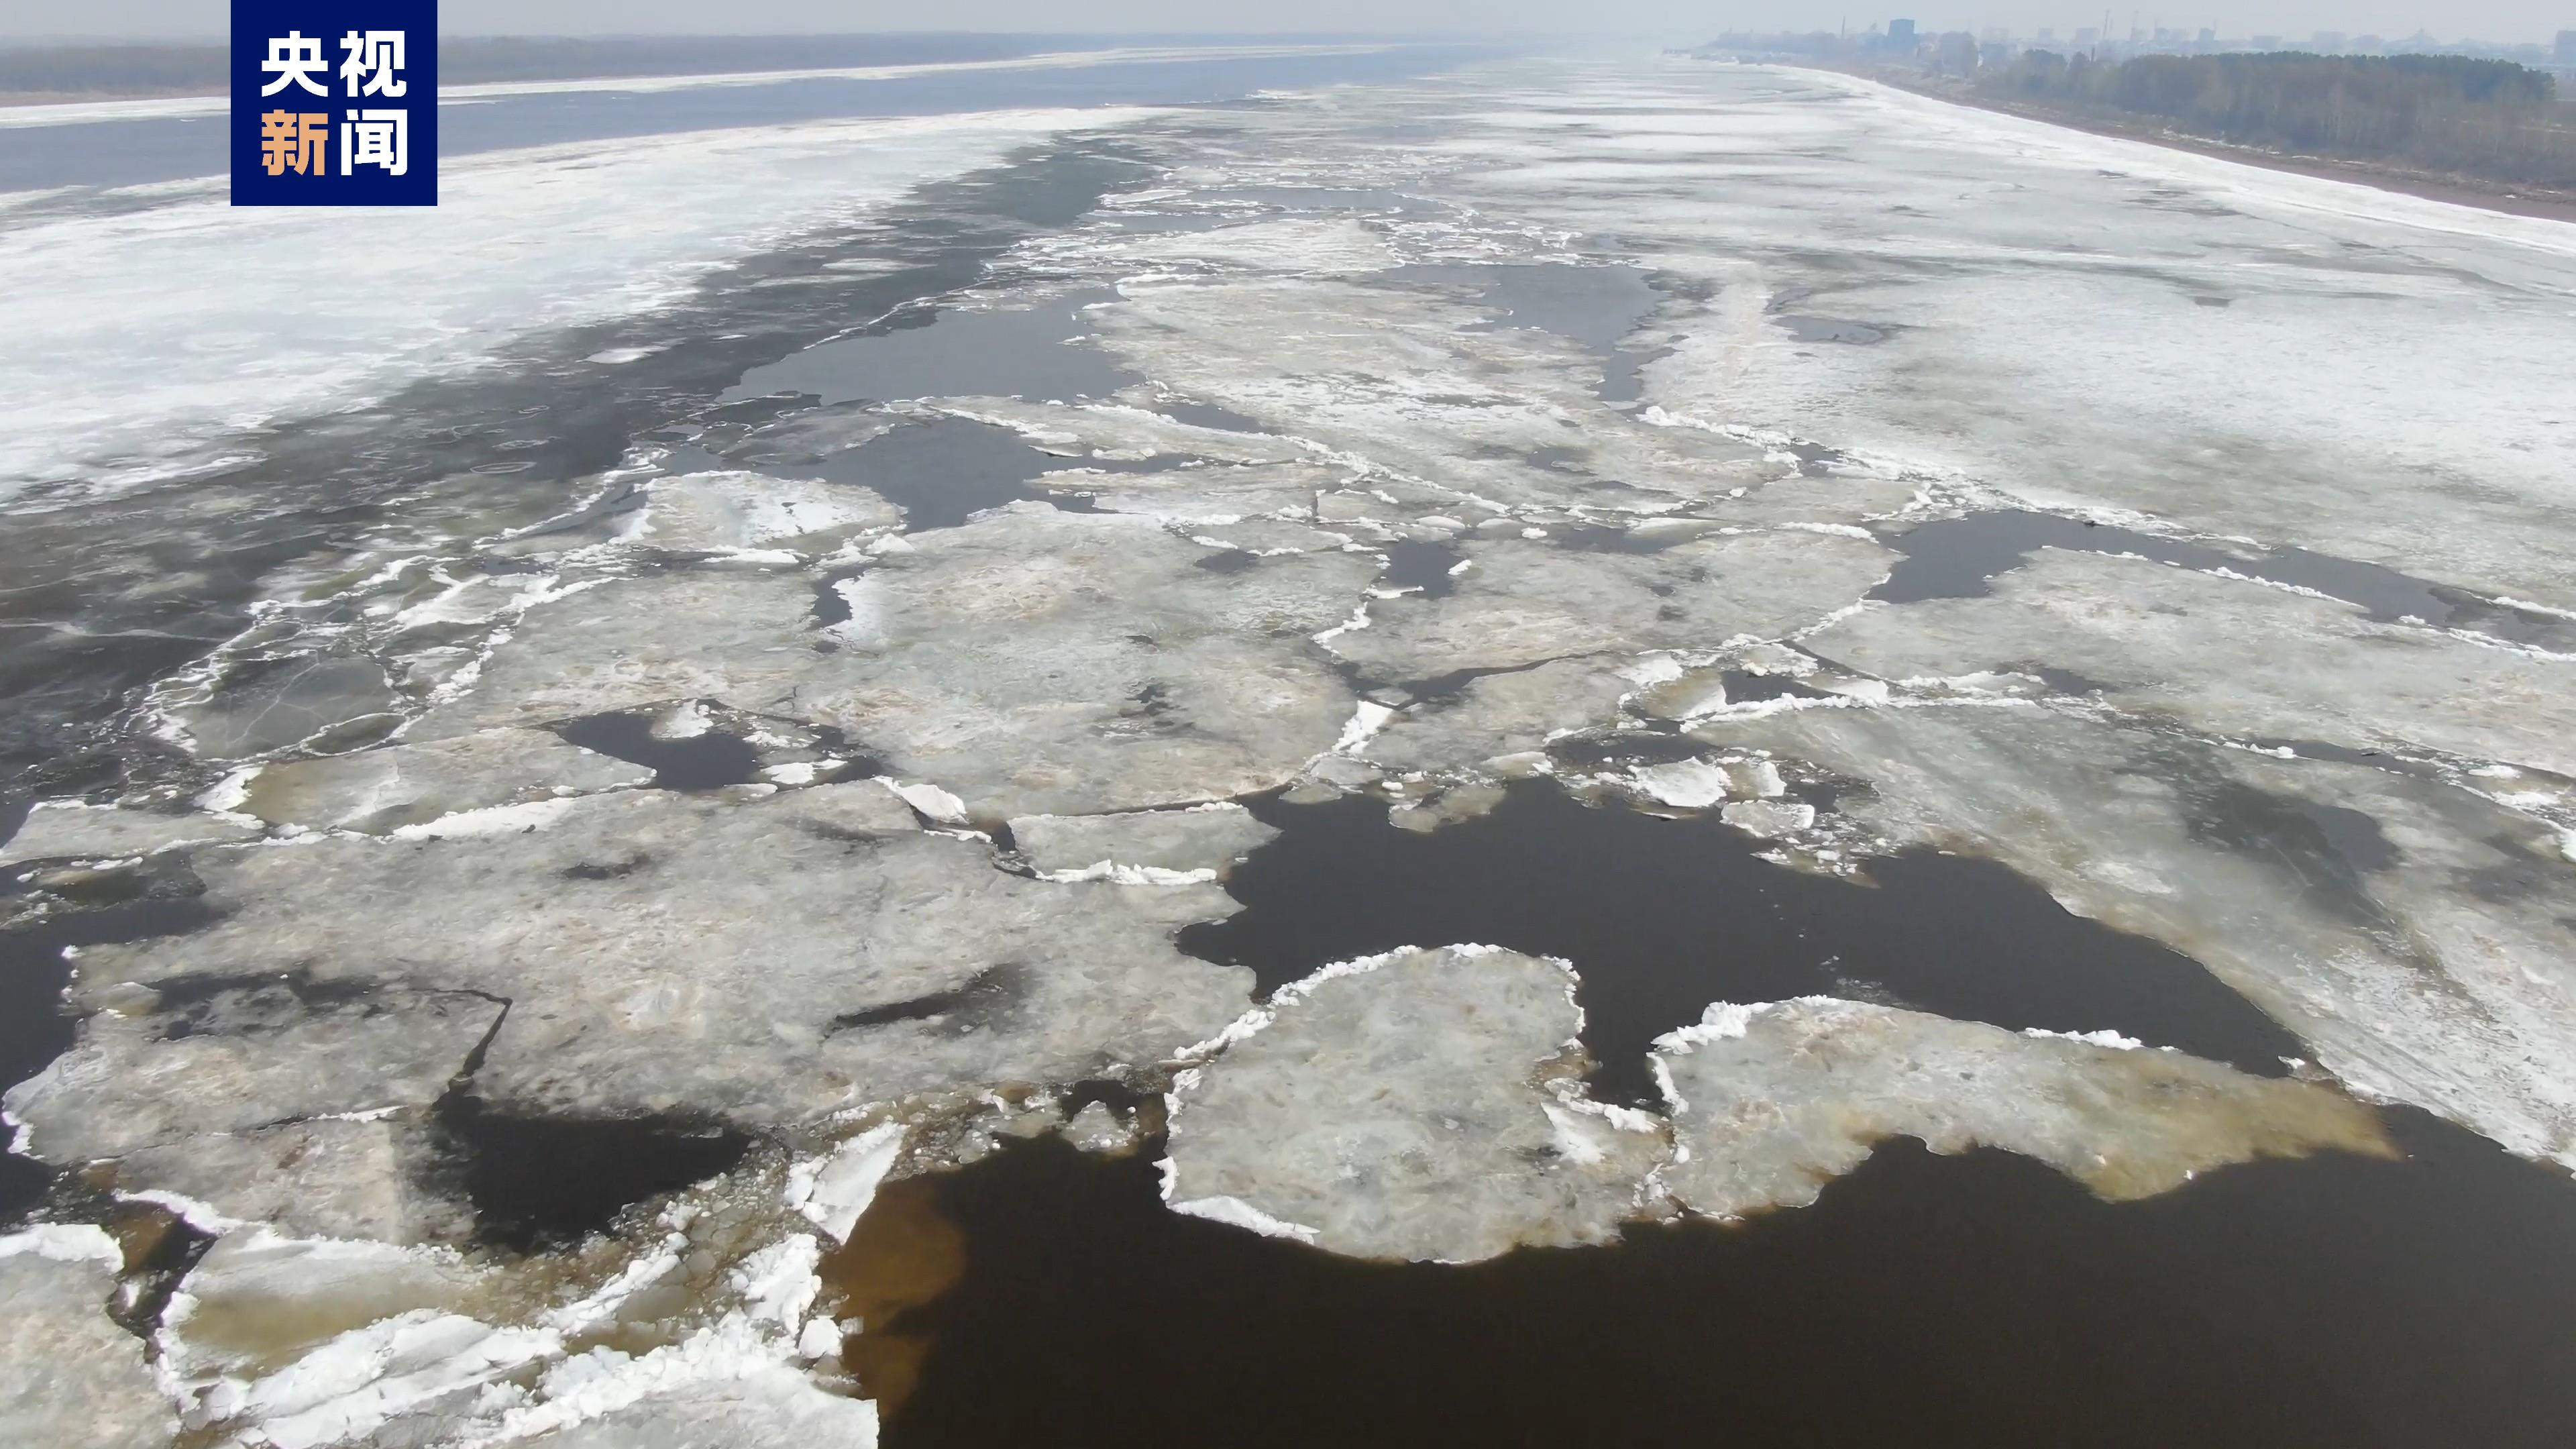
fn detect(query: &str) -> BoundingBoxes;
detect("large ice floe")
[8,45,2576,1448]
[1161,948,2384,1262]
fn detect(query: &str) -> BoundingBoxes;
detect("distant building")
[2074,26,2099,46]
[1889,17,1917,47]
[2558,30,2576,64]
[2314,31,2347,52]
[2197,27,2216,45]
[2251,34,2282,50]
[2037,26,2056,42]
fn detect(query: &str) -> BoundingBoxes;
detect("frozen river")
[5,52,2576,1448]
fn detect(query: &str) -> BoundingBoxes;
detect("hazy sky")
[6,0,2567,46]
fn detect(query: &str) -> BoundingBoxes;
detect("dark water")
[1878,508,2576,647]
[1385,262,1664,402]
[1377,539,1465,597]
[1181,782,2302,1106]
[724,287,1140,409]
[798,417,1106,531]
[552,710,765,790]
[437,1096,753,1252]
[854,1112,2576,1449]
[0,889,219,1221]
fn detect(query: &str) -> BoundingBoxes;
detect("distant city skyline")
[1,1,2570,48]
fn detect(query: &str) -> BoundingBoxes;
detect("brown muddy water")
[835,1110,2576,1449]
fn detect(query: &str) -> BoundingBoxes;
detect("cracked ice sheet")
[65,783,1252,1134]
[7,985,502,1244]
[1,1228,175,1449]
[1326,531,1893,684]
[1449,62,2576,606]
[7,987,502,1164]
[1086,271,1792,516]
[810,504,1377,817]
[240,727,653,834]
[414,509,1375,818]
[0,800,262,866]
[1806,548,2576,776]
[1697,701,2576,1168]
[1651,998,2393,1218]
[1166,947,1664,1262]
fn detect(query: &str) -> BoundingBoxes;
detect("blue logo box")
[231,1,437,205]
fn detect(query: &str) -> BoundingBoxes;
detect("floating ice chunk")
[2025,1026,2149,1050]
[1730,758,1786,798]
[1167,1195,1322,1244]
[1065,1100,1139,1155]
[241,729,650,835]
[1332,700,1395,754]
[1389,781,1508,834]
[1631,758,1730,808]
[1166,945,1662,1262]
[1,1228,174,1449]
[497,1337,879,1448]
[1719,799,1815,838]
[784,1122,908,1242]
[389,796,584,841]
[228,1309,561,1449]
[804,506,1375,817]
[0,801,259,867]
[1651,998,2392,1218]
[1011,803,1279,882]
[881,779,970,824]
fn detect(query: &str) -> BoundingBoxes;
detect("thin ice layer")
[1651,998,2392,1218]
